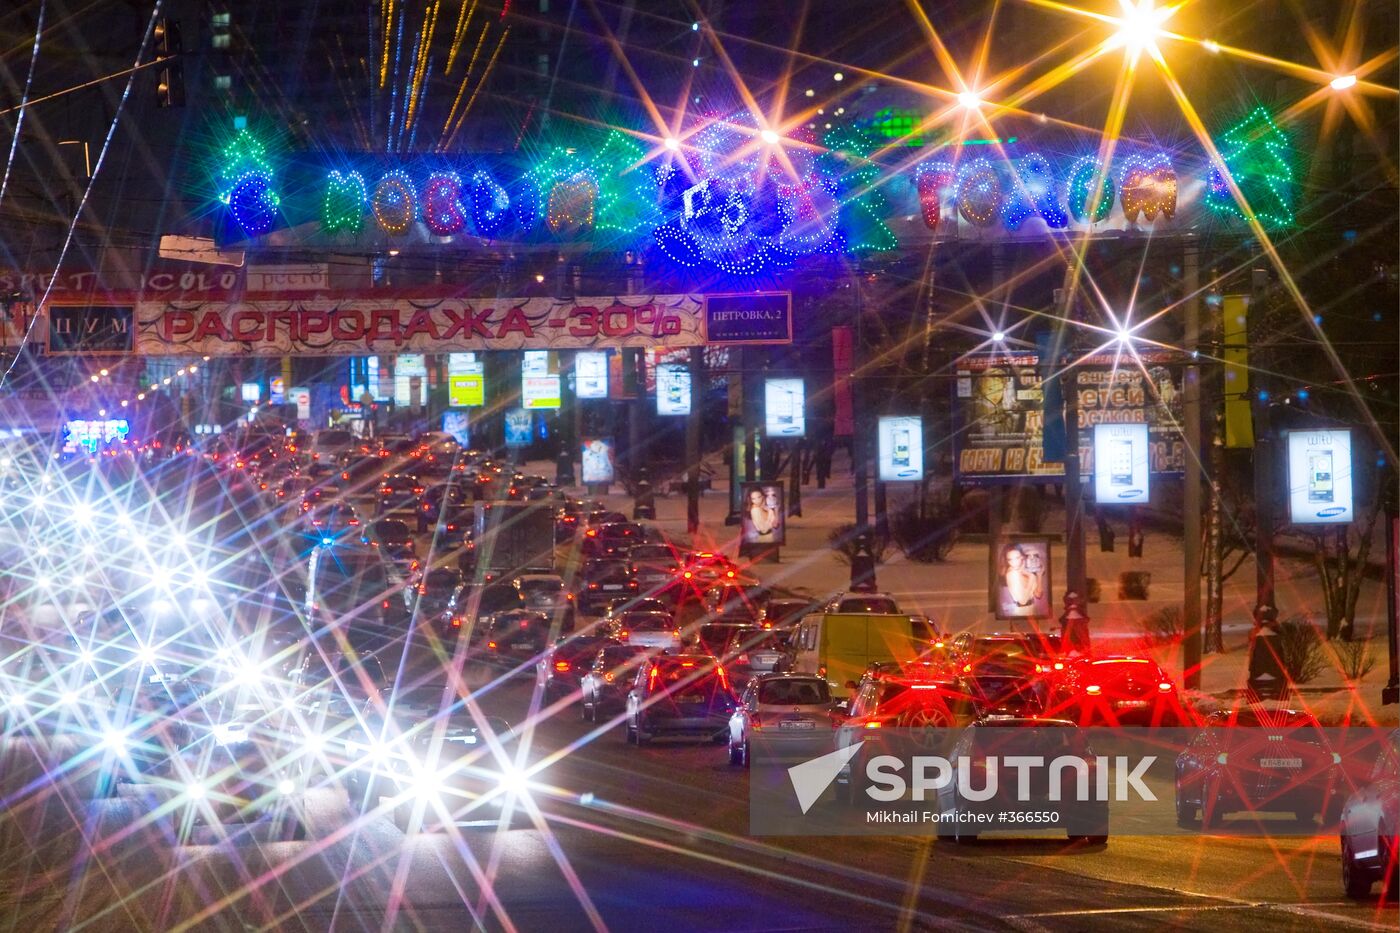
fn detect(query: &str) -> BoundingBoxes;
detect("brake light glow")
[681,661,695,667]
[1085,685,1102,695]
[604,672,615,683]
[487,641,498,650]
[864,721,882,729]
[452,618,461,627]
[648,666,659,689]
[554,661,570,672]
[682,571,693,580]
[1158,682,1173,693]
[725,571,735,578]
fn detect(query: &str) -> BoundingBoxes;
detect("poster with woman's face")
[993,537,1052,619]
[740,482,784,546]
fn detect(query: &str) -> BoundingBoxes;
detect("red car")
[1175,708,1345,829]
[1044,656,1187,726]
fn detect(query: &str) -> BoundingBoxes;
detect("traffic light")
[153,19,184,107]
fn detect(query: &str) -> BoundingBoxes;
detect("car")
[728,673,837,767]
[602,597,670,620]
[305,545,414,647]
[624,654,738,745]
[1175,708,1345,829]
[582,509,629,530]
[538,632,614,702]
[954,640,1050,718]
[692,623,785,684]
[415,567,465,628]
[1043,655,1186,726]
[702,581,768,616]
[934,718,1109,844]
[759,598,819,633]
[338,456,387,497]
[513,573,575,628]
[582,521,646,559]
[307,502,362,543]
[376,473,423,514]
[578,559,638,614]
[627,543,681,594]
[613,611,681,651]
[479,609,554,666]
[1340,727,1399,899]
[167,724,307,842]
[579,643,653,722]
[824,591,902,614]
[418,482,470,532]
[681,551,740,580]
[362,518,417,563]
[342,680,519,832]
[275,475,314,506]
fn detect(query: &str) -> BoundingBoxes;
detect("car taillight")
[1158,682,1173,693]
[736,654,749,665]
[520,620,530,629]
[1085,685,1102,695]
[604,672,615,683]
[725,571,735,578]
[864,721,882,730]
[619,631,629,640]
[587,582,598,589]
[554,660,570,672]
[750,715,763,731]
[451,618,462,627]
[648,666,659,689]
[682,571,693,580]
[413,487,424,494]
[487,641,498,650]
[586,529,596,537]
[381,600,390,609]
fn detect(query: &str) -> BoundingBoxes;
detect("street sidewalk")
[529,452,1397,725]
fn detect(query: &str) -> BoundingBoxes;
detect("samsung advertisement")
[656,364,691,416]
[1092,423,1151,505]
[764,378,805,438]
[1286,429,1354,524]
[877,416,924,482]
[575,351,609,399]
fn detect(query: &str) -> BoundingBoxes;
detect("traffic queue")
[0,424,1395,898]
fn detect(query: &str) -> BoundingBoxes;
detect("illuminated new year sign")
[222,111,1290,261]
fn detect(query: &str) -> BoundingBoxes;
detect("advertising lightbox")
[504,409,534,447]
[656,364,691,416]
[575,351,609,399]
[1287,429,1354,524]
[523,375,561,409]
[877,416,924,482]
[448,353,485,407]
[580,437,616,484]
[1092,423,1151,505]
[764,378,805,438]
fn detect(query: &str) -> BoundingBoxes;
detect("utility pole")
[1182,239,1203,689]
[685,345,703,534]
[1250,266,1277,615]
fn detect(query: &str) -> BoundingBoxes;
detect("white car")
[727,673,837,767]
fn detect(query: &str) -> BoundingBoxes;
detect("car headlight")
[276,778,296,795]
[184,782,207,801]
[101,728,127,752]
[496,764,531,799]
[411,768,443,801]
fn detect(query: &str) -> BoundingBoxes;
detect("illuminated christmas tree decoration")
[1119,153,1177,222]
[423,172,468,236]
[470,170,512,238]
[546,174,598,234]
[1206,107,1295,228]
[1001,152,1068,230]
[913,161,955,232]
[323,170,367,233]
[1066,156,1114,223]
[819,126,896,252]
[372,170,417,234]
[957,159,1002,227]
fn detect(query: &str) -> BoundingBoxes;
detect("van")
[791,613,939,693]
